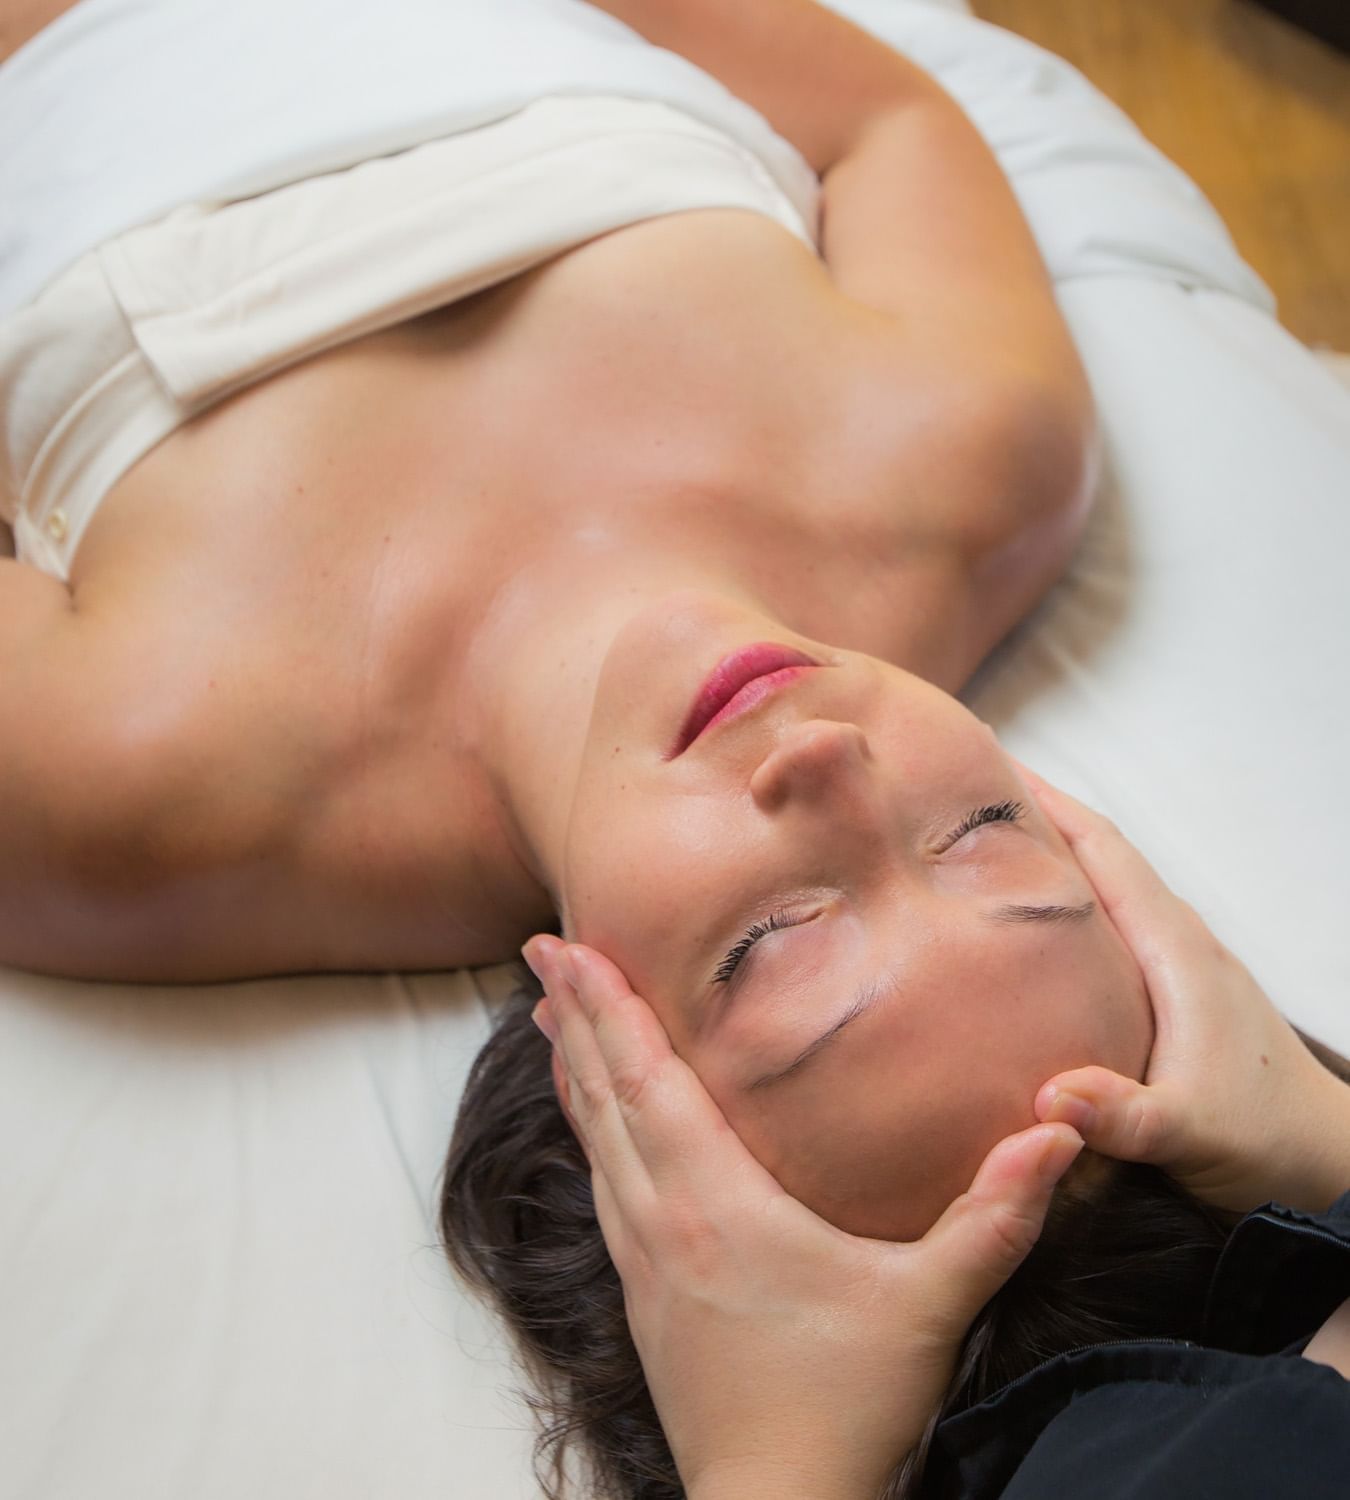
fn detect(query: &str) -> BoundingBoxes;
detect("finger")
[533,984,647,1278]
[585,1131,645,1283]
[541,965,663,1220]
[918,1123,1084,1326]
[1035,1065,1178,1166]
[1007,759,1207,974]
[558,943,797,1225]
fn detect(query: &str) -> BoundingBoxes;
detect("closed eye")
[941,798,1025,848]
[710,799,1027,986]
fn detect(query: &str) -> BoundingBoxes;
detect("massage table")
[2,1,1348,1496]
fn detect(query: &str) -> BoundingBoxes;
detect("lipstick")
[671,642,820,757]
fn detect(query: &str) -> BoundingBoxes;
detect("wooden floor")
[968,0,1350,351]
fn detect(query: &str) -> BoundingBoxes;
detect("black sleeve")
[998,1353,1350,1500]
[928,1190,1350,1500]
[1203,1189,1350,1354]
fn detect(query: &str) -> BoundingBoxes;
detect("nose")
[749,719,876,813]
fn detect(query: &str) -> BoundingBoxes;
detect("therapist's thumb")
[1035,1066,1176,1166]
[920,1123,1084,1322]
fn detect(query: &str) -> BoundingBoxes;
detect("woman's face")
[554,591,1154,1241]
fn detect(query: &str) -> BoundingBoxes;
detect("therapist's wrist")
[1300,1065,1350,1215]
[1258,1047,1350,1217]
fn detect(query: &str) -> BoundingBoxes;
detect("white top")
[0,93,819,579]
[0,0,821,319]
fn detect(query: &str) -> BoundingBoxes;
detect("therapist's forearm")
[1275,1028,1350,1216]
[1303,1296,1350,1380]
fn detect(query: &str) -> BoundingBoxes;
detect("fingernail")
[532,999,559,1047]
[1045,1088,1098,1135]
[521,936,562,982]
[557,948,580,988]
[1038,1129,1085,1186]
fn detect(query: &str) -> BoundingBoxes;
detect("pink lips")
[671,642,820,757]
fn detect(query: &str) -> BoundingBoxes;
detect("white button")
[46,509,68,542]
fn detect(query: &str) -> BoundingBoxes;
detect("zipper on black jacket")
[1204,1207,1350,1339]
[979,1337,1200,1405]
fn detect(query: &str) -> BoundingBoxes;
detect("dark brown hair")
[439,963,1350,1500]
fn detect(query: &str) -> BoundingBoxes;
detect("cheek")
[563,773,779,1038]
[560,797,729,1051]
[715,928,1152,1243]
[895,934,1149,1224]
[564,751,728,929]
[561,792,674,955]
[942,928,1151,1090]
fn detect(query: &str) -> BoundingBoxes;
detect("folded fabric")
[1,0,1274,324]
[0,93,816,580]
[0,0,819,321]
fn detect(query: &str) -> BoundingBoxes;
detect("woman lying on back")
[445,773,1350,1500]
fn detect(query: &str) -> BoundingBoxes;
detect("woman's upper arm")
[821,95,1093,425]
[592,0,1094,471]
[0,567,178,976]
[0,0,86,66]
[0,559,86,965]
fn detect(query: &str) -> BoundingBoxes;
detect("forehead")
[711,903,1150,1240]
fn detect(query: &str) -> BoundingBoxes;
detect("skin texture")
[532,588,1153,1241]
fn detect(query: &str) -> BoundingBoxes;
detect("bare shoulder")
[0,546,518,983]
[0,0,84,66]
[820,302,1101,691]
[836,297,1100,547]
[0,565,146,975]
[0,568,297,980]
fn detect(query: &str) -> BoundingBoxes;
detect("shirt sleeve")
[995,1355,1350,1500]
[1203,1187,1350,1355]
[927,1189,1350,1500]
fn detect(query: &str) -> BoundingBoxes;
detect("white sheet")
[3,1,1349,1497]
[0,0,1271,319]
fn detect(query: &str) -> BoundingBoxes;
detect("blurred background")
[970,0,1350,353]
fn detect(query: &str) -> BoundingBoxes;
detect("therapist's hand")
[1021,763,1350,1218]
[522,936,1084,1500]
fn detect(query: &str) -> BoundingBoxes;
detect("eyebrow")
[743,899,1097,1092]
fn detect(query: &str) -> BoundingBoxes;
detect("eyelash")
[946,797,1026,843]
[711,799,1027,985]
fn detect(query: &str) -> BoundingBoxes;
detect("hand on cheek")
[522,934,1084,1499]
[1017,761,1350,1217]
